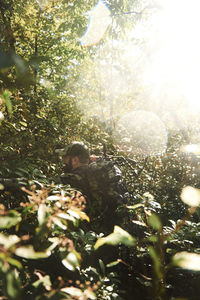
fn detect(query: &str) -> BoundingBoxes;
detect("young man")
[60,141,127,234]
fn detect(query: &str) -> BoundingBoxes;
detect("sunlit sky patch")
[80,0,111,47]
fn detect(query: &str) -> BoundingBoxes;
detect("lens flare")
[114,110,168,156]
[80,0,111,47]
[35,0,49,9]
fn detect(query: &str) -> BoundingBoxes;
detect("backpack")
[61,158,129,233]
[88,159,127,199]
[85,158,129,228]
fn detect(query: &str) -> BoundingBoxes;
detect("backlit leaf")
[61,287,83,297]
[173,252,200,271]
[0,210,22,229]
[52,217,67,230]
[127,203,144,210]
[0,233,20,249]
[84,289,97,299]
[38,203,48,225]
[62,251,81,271]
[33,275,52,291]
[15,245,51,259]
[94,225,135,250]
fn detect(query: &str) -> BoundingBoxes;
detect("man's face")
[62,155,73,172]
[62,155,81,171]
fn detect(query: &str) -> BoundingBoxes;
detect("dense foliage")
[1,0,200,299]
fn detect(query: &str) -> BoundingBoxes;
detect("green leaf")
[148,246,162,280]
[15,245,51,259]
[99,259,105,275]
[106,260,120,268]
[7,257,23,270]
[52,217,67,230]
[0,233,20,249]
[3,90,12,115]
[127,203,144,210]
[84,289,97,299]
[61,250,81,271]
[47,237,59,252]
[38,204,48,225]
[67,209,80,219]
[0,210,22,229]
[61,287,83,297]
[148,235,158,243]
[19,121,27,127]
[94,226,135,250]
[57,212,76,223]
[173,252,200,271]
[32,275,52,291]
[148,214,162,230]
[6,270,21,300]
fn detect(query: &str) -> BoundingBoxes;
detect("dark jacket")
[61,161,128,233]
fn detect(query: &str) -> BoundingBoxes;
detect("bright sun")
[143,0,200,111]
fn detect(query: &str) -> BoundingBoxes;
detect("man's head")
[62,141,90,171]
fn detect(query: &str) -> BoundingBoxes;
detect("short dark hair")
[64,142,90,163]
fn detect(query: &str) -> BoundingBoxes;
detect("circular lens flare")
[114,110,168,156]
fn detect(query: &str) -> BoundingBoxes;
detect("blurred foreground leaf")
[148,214,162,230]
[6,270,22,300]
[33,274,52,291]
[0,210,22,229]
[38,203,48,225]
[94,225,135,250]
[61,286,96,299]
[0,233,20,249]
[62,250,81,271]
[15,245,51,259]
[173,252,200,271]
[61,287,83,297]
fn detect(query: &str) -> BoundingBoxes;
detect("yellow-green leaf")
[61,287,83,297]
[3,90,12,115]
[0,210,22,229]
[148,214,162,230]
[94,226,135,250]
[173,252,200,271]
[15,245,51,259]
[61,250,81,271]
[0,233,20,249]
